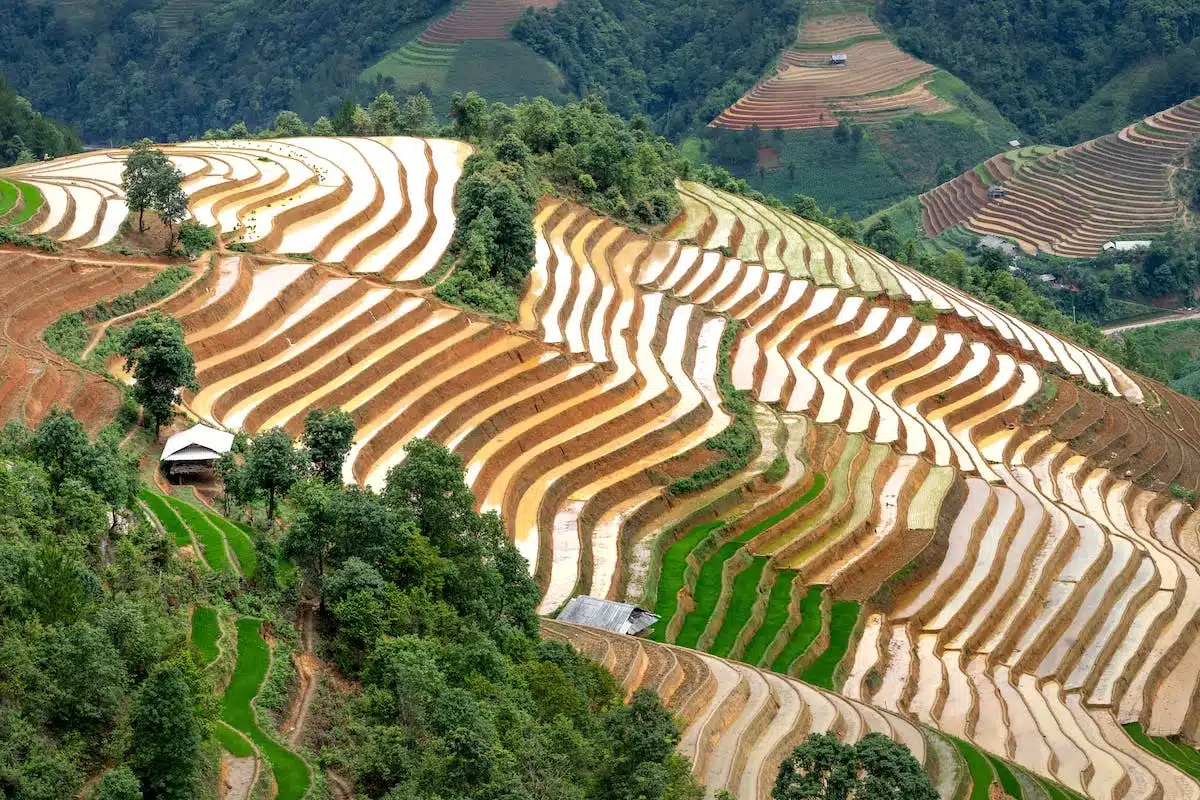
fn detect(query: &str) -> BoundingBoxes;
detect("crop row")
[545,619,1093,800]
[0,136,472,284]
[712,35,943,130]
[666,179,1142,404]
[920,98,1200,256]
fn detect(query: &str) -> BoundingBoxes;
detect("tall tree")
[246,427,307,524]
[121,139,163,234]
[131,665,200,800]
[119,313,197,440]
[301,407,356,483]
[151,163,189,249]
[369,92,402,135]
[399,93,438,135]
[773,732,938,800]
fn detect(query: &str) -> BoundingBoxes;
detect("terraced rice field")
[140,488,254,576]
[545,620,1090,800]
[920,98,1200,256]
[191,605,221,665]
[222,618,311,799]
[0,250,157,432]
[0,137,473,282]
[417,0,559,44]
[711,13,951,130]
[16,135,1200,798]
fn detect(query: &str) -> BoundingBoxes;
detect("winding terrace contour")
[9,136,1200,798]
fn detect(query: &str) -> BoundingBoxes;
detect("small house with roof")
[556,596,659,636]
[161,423,234,479]
[829,53,848,66]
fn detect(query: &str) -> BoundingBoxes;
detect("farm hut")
[557,595,659,636]
[978,234,1018,257]
[829,52,848,65]
[160,423,234,480]
[987,185,1007,200]
[1102,240,1151,252]
[1008,139,1021,148]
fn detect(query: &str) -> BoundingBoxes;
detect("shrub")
[176,221,216,256]
[434,270,519,319]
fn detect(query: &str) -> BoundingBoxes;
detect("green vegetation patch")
[190,606,221,665]
[222,618,311,800]
[771,585,824,673]
[670,320,758,494]
[707,556,767,658]
[951,737,995,800]
[800,600,859,689]
[986,755,1023,800]
[208,512,258,578]
[740,571,793,666]
[444,40,572,105]
[0,179,16,216]
[1124,722,1200,780]
[139,489,194,549]
[7,181,44,226]
[214,720,256,758]
[163,495,233,573]
[648,520,725,642]
[675,532,745,649]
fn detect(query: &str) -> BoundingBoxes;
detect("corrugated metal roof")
[161,423,234,462]
[556,596,659,635]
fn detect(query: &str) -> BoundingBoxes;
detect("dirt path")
[0,246,173,269]
[282,600,320,748]
[1103,309,1200,334]
[219,756,259,800]
[327,770,354,800]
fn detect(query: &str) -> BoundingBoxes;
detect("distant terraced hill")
[10,137,1200,799]
[920,97,1200,257]
[361,0,566,100]
[712,10,952,130]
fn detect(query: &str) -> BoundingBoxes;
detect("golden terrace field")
[8,133,1200,799]
[921,97,1200,256]
[711,13,951,131]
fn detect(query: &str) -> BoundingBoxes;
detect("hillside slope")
[11,136,1200,798]
[919,97,1200,257]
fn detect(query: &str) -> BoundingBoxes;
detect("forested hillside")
[512,0,803,136]
[0,75,79,166]
[0,0,451,142]
[879,0,1200,140]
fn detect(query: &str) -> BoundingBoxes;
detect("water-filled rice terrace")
[8,133,1200,799]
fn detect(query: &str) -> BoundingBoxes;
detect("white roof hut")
[557,596,659,636]
[162,423,234,465]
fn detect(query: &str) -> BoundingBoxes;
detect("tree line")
[0,410,208,799]
[879,0,1200,141]
[0,74,79,167]
[512,0,803,138]
[0,0,451,143]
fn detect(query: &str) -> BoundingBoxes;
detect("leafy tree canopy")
[773,732,937,800]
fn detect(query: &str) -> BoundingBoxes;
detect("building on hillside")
[1008,139,1021,148]
[556,595,659,636]
[1102,240,1152,252]
[829,53,848,65]
[988,185,1007,200]
[978,234,1018,257]
[160,423,234,481]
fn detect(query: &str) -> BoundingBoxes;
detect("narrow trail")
[219,756,259,800]
[1103,309,1200,335]
[282,600,320,748]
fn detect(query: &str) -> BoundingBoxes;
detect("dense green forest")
[0,0,451,142]
[511,0,803,136]
[0,75,79,166]
[879,0,1200,140]
[0,411,208,798]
